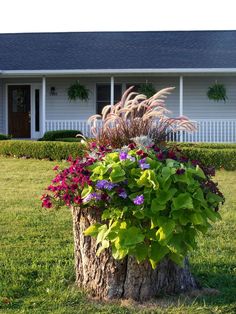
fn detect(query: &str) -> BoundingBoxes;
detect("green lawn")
[0,157,235,314]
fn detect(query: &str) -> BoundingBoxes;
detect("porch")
[1,74,236,142]
[45,118,236,143]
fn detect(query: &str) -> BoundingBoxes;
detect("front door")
[8,85,31,138]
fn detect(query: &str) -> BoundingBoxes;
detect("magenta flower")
[133,195,144,205]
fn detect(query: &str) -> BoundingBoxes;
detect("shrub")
[55,137,82,142]
[39,130,82,141]
[0,134,11,140]
[170,142,236,149]
[0,140,86,160]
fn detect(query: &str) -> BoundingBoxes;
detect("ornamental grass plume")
[88,86,196,148]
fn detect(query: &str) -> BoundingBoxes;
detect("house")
[1,30,236,142]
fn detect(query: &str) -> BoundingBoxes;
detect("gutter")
[1,68,236,77]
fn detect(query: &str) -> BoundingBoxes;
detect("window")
[96,84,122,114]
[35,89,40,132]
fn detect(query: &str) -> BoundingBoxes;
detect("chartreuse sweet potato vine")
[42,143,224,269]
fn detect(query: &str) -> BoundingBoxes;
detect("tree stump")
[72,206,199,301]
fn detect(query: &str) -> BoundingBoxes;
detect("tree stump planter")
[72,206,199,301]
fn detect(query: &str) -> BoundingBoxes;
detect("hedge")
[0,140,86,161]
[38,130,82,141]
[0,134,11,140]
[169,142,236,150]
[181,147,236,170]
[1,140,236,169]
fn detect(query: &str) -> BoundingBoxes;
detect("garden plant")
[42,87,224,301]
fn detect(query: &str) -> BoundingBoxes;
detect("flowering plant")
[42,141,224,268]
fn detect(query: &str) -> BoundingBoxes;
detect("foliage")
[55,137,82,142]
[42,142,224,268]
[39,130,83,141]
[0,157,235,313]
[67,81,89,101]
[0,140,85,160]
[0,133,11,140]
[169,142,236,149]
[138,83,156,98]
[89,87,196,148]
[207,82,228,102]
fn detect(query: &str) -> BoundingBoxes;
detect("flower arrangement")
[42,87,224,271]
[42,141,224,268]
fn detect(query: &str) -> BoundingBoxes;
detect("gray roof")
[0,31,236,71]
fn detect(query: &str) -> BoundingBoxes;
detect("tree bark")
[72,206,199,301]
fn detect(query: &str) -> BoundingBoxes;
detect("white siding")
[0,79,3,133]
[45,76,180,120]
[183,76,236,119]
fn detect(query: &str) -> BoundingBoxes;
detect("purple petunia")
[96,180,117,190]
[119,152,128,160]
[138,158,150,170]
[83,192,101,203]
[133,195,144,205]
[118,190,128,199]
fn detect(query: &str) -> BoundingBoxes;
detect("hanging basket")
[207,82,227,102]
[67,81,89,101]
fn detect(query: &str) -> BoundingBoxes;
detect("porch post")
[179,75,184,142]
[42,76,46,136]
[110,76,114,105]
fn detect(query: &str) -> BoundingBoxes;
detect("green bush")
[39,130,82,141]
[0,140,86,160]
[171,142,236,149]
[0,134,11,140]
[55,137,82,142]
[181,147,236,170]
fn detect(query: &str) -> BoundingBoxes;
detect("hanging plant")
[207,82,227,102]
[138,83,156,98]
[67,81,89,101]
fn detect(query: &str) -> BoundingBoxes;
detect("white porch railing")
[45,119,236,143]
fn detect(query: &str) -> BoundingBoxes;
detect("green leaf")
[105,152,119,162]
[151,198,166,213]
[136,170,159,190]
[156,188,177,204]
[119,227,145,247]
[149,242,169,268]
[168,252,184,266]
[96,225,108,245]
[84,223,101,237]
[109,165,126,183]
[156,220,175,243]
[81,184,93,198]
[96,240,109,256]
[204,208,221,222]
[189,212,206,225]
[172,193,194,210]
[133,243,149,262]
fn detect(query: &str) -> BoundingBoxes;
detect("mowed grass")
[0,157,235,314]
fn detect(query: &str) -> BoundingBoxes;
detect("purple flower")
[96,180,117,190]
[119,190,128,199]
[138,158,150,170]
[133,195,144,205]
[176,168,185,175]
[127,155,135,162]
[119,152,128,160]
[83,192,101,203]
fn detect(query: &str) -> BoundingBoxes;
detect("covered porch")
[1,73,236,142]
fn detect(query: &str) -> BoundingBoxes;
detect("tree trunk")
[72,206,199,301]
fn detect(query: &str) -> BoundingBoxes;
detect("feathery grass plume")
[88,86,196,148]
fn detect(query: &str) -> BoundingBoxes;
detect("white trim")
[41,77,46,136]
[2,68,236,76]
[179,76,183,116]
[110,76,114,105]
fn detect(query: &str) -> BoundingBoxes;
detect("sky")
[0,0,236,33]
